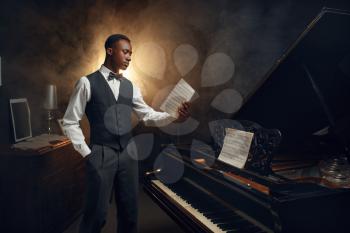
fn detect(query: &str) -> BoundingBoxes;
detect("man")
[63,34,190,233]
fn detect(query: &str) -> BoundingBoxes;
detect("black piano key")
[169,182,220,210]
[164,180,264,233]
[169,182,232,211]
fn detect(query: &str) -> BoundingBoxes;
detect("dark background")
[0,0,349,144]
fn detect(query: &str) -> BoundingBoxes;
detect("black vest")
[85,71,133,151]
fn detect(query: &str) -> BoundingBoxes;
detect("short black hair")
[104,34,130,49]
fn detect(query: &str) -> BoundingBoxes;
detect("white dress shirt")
[63,65,174,157]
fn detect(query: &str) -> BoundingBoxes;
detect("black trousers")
[79,144,139,233]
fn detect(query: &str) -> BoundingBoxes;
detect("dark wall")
[0,0,349,144]
[0,86,10,143]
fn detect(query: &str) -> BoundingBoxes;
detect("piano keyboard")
[152,179,266,233]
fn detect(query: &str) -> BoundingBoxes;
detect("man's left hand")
[175,102,190,123]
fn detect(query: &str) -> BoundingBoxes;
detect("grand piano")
[143,8,350,233]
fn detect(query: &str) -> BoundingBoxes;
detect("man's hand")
[175,102,190,123]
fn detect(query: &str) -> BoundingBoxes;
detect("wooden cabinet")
[0,140,85,233]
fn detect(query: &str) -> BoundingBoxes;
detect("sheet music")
[160,79,195,118]
[218,128,254,169]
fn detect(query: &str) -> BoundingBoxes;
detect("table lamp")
[43,84,58,134]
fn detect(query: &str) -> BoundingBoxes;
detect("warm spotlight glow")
[121,64,145,92]
[134,42,166,80]
[86,47,105,74]
[121,66,131,79]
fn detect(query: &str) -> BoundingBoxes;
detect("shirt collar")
[99,65,119,81]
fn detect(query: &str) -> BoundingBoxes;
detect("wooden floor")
[63,185,185,233]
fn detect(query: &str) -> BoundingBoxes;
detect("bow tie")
[107,72,123,81]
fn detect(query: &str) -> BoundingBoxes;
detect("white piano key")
[152,180,226,233]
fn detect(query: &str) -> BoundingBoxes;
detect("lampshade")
[43,84,58,110]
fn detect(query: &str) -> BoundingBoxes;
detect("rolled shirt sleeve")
[132,85,175,127]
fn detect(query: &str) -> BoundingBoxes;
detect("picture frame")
[9,98,32,142]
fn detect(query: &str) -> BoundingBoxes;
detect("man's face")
[107,39,132,70]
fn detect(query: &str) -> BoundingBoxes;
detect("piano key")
[152,179,265,233]
[152,180,226,233]
[169,181,247,227]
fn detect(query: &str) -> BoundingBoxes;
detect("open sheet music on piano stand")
[217,128,254,169]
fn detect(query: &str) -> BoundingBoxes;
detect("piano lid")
[235,8,350,155]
